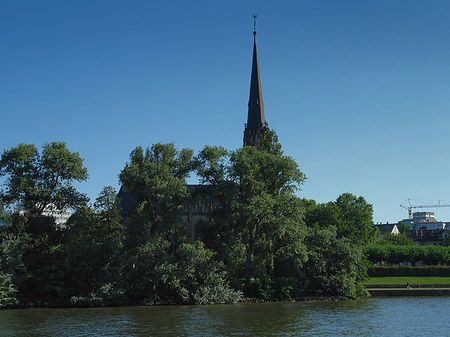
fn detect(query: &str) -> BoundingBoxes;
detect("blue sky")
[2,0,450,223]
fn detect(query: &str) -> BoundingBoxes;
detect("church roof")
[247,30,266,130]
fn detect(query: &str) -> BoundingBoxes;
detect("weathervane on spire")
[253,14,257,34]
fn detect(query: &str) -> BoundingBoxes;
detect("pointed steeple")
[244,18,268,147]
[247,31,266,129]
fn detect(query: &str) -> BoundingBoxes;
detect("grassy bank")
[366,276,450,285]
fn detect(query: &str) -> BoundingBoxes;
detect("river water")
[0,297,448,336]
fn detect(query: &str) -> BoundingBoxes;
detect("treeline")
[365,245,450,266]
[1,132,377,308]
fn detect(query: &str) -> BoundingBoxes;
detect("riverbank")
[240,296,352,303]
[366,284,450,296]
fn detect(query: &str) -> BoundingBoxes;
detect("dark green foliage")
[299,227,369,298]
[0,138,384,307]
[126,239,241,305]
[365,245,450,265]
[194,131,308,296]
[0,234,26,308]
[119,144,193,248]
[303,193,378,246]
[378,233,413,246]
[119,144,241,305]
[15,215,67,305]
[62,187,125,302]
[69,283,128,307]
[397,222,412,233]
[0,142,88,214]
[368,266,450,277]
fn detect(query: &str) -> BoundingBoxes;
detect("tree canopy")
[194,131,308,295]
[0,142,88,215]
[303,193,378,246]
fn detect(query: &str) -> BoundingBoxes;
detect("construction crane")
[400,199,450,219]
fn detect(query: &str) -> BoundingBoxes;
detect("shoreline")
[239,296,353,304]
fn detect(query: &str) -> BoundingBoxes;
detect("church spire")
[244,15,268,147]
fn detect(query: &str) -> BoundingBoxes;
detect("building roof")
[405,228,447,242]
[374,223,398,234]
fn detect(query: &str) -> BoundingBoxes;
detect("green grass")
[366,276,450,285]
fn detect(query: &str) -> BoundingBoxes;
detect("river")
[0,297,448,336]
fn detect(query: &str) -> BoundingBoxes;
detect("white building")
[0,203,71,227]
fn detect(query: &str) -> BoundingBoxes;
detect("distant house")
[405,228,448,246]
[373,223,400,241]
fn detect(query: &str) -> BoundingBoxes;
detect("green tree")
[0,234,26,308]
[397,222,412,233]
[117,143,241,304]
[119,144,193,248]
[378,233,413,246]
[0,142,88,215]
[194,131,307,295]
[93,186,124,243]
[126,239,241,305]
[304,193,377,246]
[303,199,339,230]
[0,142,89,306]
[299,226,368,298]
[63,187,126,305]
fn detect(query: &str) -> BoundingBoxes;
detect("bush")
[274,277,303,299]
[70,283,128,307]
[0,273,19,308]
[299,227,369,298]
[365,245,450,265]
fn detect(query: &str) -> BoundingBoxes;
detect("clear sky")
[2,0,450,223]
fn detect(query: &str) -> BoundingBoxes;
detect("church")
[119,26,269,242]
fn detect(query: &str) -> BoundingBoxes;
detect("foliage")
[119,144,193,248]
[0,137,379,307]
[378,233,413,246]
[303,193,378,246]
[70,283,128,307]
[0,272,19,308]
[126,240,241,305]
[63,187,125,300]
[0,142,88,215]
[299,227,369,298]
[365,245,450,265]
[0,234,26,308]
[194,131,308,295]
[397,222,411,233]
[13,215,67,305]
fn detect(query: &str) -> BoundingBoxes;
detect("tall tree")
[61,186,126,306]
[119,143,193,247]
[194,131,307,295]
[299,226,368,298]
[304,193,377,246]
[0,142,88,215]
